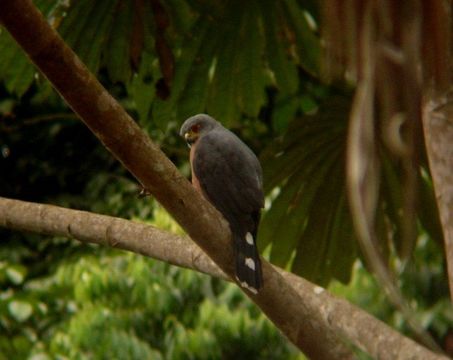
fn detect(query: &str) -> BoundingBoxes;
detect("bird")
[180,114,264,294]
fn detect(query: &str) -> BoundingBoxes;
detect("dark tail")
[233,231,263,294]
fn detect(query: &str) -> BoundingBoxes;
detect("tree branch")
[0,197,447,360]
[0,1,446,358]
[0,2,350,358]
[423,89,453,303]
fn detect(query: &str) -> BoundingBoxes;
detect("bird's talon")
[138,187,152,198]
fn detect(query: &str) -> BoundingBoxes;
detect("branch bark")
[0,1,446,359]
[423,89,453,303]
[0,1,350,358]
[0,197,448,360]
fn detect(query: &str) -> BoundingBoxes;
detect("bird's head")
[180,114,220,147]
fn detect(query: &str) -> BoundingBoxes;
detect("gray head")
[180,114,222,146]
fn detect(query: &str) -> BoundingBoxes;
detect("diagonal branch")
[0,1,446,359]
[0,1,349,358]
[0,196,447,360]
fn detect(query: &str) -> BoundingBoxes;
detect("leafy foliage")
[0,0,451,356]
[259,93,444,286]
[0,0,320,125]
[46,248,299,359]
[0,0,355,284]
[0,87,300,358]
[259,96,356,285]
[0,213,301,359]
[331,233,452,346]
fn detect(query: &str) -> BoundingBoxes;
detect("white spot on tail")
[246,232,254,245]
[241,281,258,294]
[245,257,255,270]
[235,276,258,294]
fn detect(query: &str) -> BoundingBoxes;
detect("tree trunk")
[423,89,453,303]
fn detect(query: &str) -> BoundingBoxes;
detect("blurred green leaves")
[3,263,27,285]
[8,301,33,323]
[259,96,356,285]
[0,0,445,297]
[0,0,321,125]
[0,0,445,294]
[0,0,450,357]
[259,93,444,286]
[331,233,452,345]
[45,247,300,359]
[0,208,301,359]
[0,0,71,97]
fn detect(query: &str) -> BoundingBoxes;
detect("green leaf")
[8,300,33,322]
[262,0,299,94]
[3,48,35,96]
[0,98,15,115]
[0,0,59,96]
[262,120,343,192]
[58,0,98,53]
[0,31,34,96]
[165,0,195,34]
[207,3,243,126]
[283,0,320,76]
[177,19,217,120]
[268,144,341,268]
[0,30,18,71]
[323,193,356,284]
[58,0,137,82]
[152,98,177,131]
[104,0,134,83]
[82,0,119,74]
[381,154,404,255]
[235,2,267,117]
[153,15,212,129]
[258,171,304,252]
[272,95,299,133]
[169,17,211,109]
[6,264,27,285]
[292,156,343,284]
[129,51,156,122]
[260,96,352,283]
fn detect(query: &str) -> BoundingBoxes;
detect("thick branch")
[423,90,453,303]
[0,1,349,358]
[0,197,447,360]
[0,2,446,359]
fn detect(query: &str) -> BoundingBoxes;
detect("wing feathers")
[193,128,264,292]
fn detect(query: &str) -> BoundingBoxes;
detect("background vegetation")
[0,0,451,358]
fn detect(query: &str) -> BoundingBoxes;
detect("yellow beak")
[184,131,196,148]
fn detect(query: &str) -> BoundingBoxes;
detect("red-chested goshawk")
[180,114,264,294]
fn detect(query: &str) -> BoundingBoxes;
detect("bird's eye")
[190,123,201,133]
